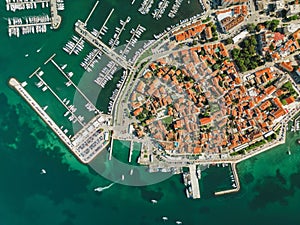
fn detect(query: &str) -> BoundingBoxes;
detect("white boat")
[40,169,47,174]
[176,221,183,224]
[121,174,125,180]
[43,105,48,111]
[151,199,157,204]
[94,187,103,192]
[61,64,67,70]
[25,54,29,57]
[162,216,168,221]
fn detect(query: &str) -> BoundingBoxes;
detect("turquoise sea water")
[1,0,300,225]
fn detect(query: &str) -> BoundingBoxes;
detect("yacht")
[68,72,74,77]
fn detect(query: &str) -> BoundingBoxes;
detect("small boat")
[151,199,157,204]
[61,64,67,70]
[176,221,183,224]
[121,174,125,181]
[94,187,103,192]
[36,48,41,53]
[287,145,291,155]
[25,54,29,57]
[40,169,47,174]
[162,216,168,221]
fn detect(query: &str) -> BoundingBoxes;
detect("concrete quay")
[9,78,74,153]
[215,163,240,196]
[189,165,201,199]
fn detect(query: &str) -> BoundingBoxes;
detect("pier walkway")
[129,140,134,163]
[9,21,51,28]
[189,165,201,199]
[47,57,100,114]
[9,78,74,151]
[74,20,132,70]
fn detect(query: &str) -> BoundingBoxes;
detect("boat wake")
[94,182,115,192]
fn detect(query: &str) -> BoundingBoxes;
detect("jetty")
[9,78,74,150]
[128,140,134,163]
[189,165,201,199]
[214,163,240,196]
[46,56,100,114]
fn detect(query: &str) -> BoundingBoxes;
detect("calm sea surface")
[1,1,300,225]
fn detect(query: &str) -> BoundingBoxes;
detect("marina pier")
[47,57,101,114]
[9,78,74,151]
[74,20,132,70]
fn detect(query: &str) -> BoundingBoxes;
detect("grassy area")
[162,116,173,126]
